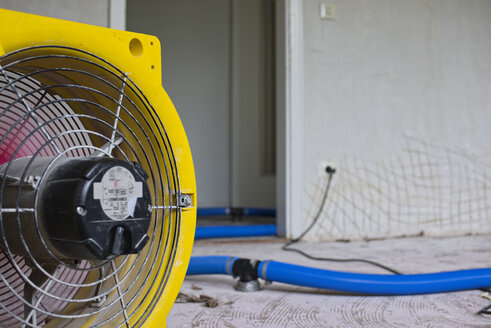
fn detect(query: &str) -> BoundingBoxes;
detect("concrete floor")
[168,235,491,327]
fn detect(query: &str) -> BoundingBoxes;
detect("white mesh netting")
[304,135,491,241]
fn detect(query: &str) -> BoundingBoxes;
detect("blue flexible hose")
[197,207,276,217]
[243,208,276,217]
[187,256,491,295]
[258,261,491,295]
[186,256,238,275]
[197,208,230,216]
[195,224,277,239]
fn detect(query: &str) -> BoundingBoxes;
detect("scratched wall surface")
[303,0,491,241]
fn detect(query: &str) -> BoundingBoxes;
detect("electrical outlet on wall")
[320,3,336,20]
[319,161,337,176]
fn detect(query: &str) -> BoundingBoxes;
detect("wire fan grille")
[0,46,181,327]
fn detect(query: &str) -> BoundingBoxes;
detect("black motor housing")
[0,157,152,260]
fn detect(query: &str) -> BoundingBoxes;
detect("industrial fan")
[0,9,196,328]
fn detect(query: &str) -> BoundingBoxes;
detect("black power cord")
[282,165,402,275]
[479,304,491,315]
[478,288,491,315]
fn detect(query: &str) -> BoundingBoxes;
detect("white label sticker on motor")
[93,166,143,221]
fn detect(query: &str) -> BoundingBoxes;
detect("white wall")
[302,0,491,240]
[127,0,232,207]
[0,0,110,27]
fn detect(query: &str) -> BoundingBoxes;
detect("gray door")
[127,0,276,209]
[231,0,276,208]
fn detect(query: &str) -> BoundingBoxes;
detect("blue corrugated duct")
[187,256,491,295]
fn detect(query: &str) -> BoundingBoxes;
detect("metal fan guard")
[0,46,181,327]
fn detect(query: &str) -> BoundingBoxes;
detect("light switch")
[320,3,336,20]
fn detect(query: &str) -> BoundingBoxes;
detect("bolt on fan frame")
[0,8,196,328]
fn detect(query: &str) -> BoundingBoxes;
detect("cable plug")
[325,165,336,174]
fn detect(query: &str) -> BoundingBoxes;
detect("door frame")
[109,0,126,30]
[276,0,304,238]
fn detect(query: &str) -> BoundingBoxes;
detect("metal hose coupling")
[231,258,262,292]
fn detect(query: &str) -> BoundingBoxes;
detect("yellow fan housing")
[0,8,196,328]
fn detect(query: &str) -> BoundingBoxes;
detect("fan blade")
[90,137,123,157]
